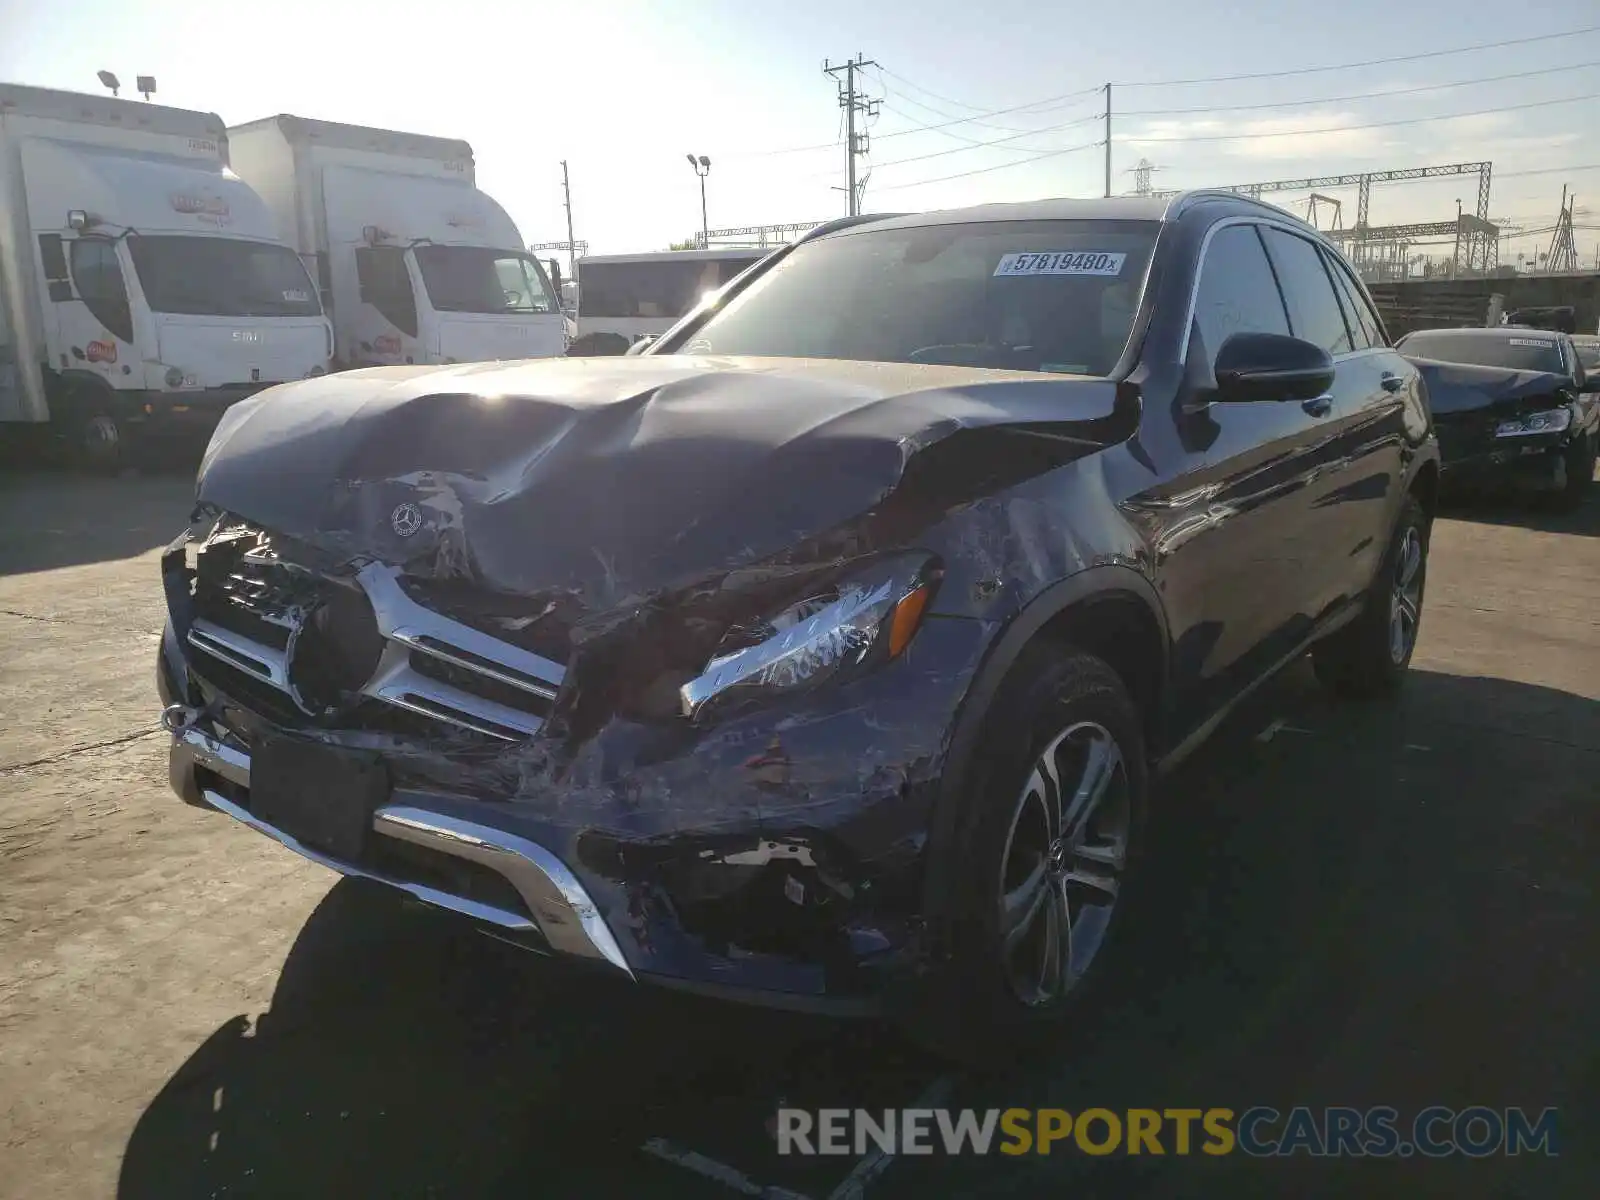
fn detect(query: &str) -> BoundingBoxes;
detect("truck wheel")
[1312,494,1429,698]
[565,332,631,357]
[53,389,127,473]
[905,645,1148,1064]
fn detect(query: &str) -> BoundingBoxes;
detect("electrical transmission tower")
[1546,186,1579,274]
[823,54,880,216]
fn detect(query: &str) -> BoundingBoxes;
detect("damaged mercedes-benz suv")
[159,195,1439,1053]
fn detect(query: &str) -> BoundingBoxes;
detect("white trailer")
[569,248,771,353]
[226,116,564,369]
[0,83,333,466]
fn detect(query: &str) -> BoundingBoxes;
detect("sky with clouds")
[1,0,1595,263]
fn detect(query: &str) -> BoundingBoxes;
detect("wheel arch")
[1409,457,1439,525]
[920,566,1170,927]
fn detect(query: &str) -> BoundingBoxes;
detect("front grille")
[182,520,567,742]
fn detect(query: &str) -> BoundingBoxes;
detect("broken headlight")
[678,555,940,721]
[1494,408,1571,437]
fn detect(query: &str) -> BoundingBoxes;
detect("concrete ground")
[0,467,1594,1199]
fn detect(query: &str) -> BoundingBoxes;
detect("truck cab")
[0,84,333,466]
[226,116,565,370]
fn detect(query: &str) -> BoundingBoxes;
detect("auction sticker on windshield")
[1508,338,1555,348]
[994,251,1126,277]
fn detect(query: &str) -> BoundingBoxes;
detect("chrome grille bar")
[188,619,290,689]
[183,532,567,741]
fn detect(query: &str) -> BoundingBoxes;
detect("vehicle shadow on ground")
[0,469,196,576]
[118,667,1597,1200]
[1438,469,1600,537]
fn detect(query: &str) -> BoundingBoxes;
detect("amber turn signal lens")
[888,585,930,659]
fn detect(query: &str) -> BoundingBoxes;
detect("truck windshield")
[664,219,1158,376]
[578,255,765,319]
[1400,331,1567,375]
[127,237,322,318]
[412,247,559,315]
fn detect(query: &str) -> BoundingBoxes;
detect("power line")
[871,137,1103,192]
[1115,24,1600,87]
[1496,163,1600,180]
[870,109,1103,169]
[879,102,1070,147]
[865,81,1104,141]
[1122,91,1598,143]
[876,71,1100,135]
[877,65,1103,118]
[1117,61,1600,117]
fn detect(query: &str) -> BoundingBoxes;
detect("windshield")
[127,236,322,318]
[578,255,765,319]
[664,219,1158,376]
[1400,330,1567,374]
[412,246,559,315]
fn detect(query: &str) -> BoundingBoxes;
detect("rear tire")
[1312,494,1429,698]
[906,645,1148,1064]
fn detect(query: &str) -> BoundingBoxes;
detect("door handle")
[1301,394,1334,417]
[1380,372,1405,392]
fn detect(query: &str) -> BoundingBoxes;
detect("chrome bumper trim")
[171,723,633,977]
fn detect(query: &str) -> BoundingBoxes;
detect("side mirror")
[1214,332,1334,403]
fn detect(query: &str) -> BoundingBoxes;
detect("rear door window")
[1322,250,1383,351]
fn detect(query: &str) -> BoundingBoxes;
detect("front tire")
[910,645,1148,1062]
[1312,493,1429,698]
[1550,432,1596,512]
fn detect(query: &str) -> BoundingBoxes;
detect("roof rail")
[1168,189,1314,229]
[795,213,905,243]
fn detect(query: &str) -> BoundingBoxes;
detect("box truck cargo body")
[0,84,332,464]
[226,116,564,368]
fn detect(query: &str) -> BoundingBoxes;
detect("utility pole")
[1103,83,1112,199]
[824,54,880,216]
[560,160,576,280]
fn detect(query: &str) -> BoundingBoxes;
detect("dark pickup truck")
[1397,326,1598,509]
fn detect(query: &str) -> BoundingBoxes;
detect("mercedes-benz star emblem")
[390,502,423,538]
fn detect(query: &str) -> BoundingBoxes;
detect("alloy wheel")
[1389,525,1424,664]
[996,720,1131,1007]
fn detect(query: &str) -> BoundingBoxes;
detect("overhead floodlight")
[136,75,156,100]
[97,70,120,96]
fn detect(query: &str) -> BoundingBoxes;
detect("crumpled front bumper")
[1440,430,1574,492]
[164,712,633,975]
[160,609,991,1012]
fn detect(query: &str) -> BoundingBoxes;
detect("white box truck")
[226,116,565,369]
[0,84,333,466]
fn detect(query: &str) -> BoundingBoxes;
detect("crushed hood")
[195,354,1126,609]
[1409,358,1571,418]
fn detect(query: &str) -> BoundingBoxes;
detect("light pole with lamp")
[686,154,710,248]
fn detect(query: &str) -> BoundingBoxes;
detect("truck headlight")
[164,366,185,389]
[679,555,940,721]
[1495,408,1571,437]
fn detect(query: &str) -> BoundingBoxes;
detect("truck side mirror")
[547,259,562,289]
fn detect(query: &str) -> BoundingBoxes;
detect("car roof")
[1401,326,1565,340]
[819,191,1317,238]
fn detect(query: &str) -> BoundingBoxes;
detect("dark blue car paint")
[163,194,1439,1009]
